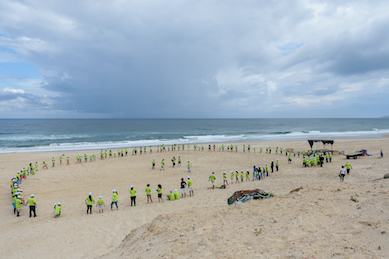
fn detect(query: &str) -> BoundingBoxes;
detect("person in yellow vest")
[59,155,62,165]
[174,189,180,200]
[52,157,55,167]
[187,161,191,173]
[54,202,61,217]
[42,162,48,169]
[130,185,136,206]
[156,184,163,202]
[167,190,175,201]
[12,191,19,214]
[27,194,37,217]
[209,172,216,188]
[67,156,70,165]
[145,184,153,204]
[15,195,22,217]
[345,161,352,174]
[97,196,105,213]
[223,172,228,185]
[111,190,119,210]
[85,192,95,214]
[160,159,165,171]
[230,171,234,184]
[187,176,194,196]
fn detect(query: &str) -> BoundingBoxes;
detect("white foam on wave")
[0,134,91,142]
[1,129,389,153]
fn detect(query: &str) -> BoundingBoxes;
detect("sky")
[0,0,388,118]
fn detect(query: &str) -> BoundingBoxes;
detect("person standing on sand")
[188,176,194,196]
[111,190,118,210]
[246,170,250,181]
[160,159,165,171]
[223,172,228,185]
[97,196,105,213]
[271,160,274,173]
[157,184,163,202]
[130,185,136,206]
[231,171,234,184]
[187,161,191,172]
[181,178,187,198]
[67,156,70,165]
[345,161,352,174]
[209,172,216,188]
[145,184,153,204]
[85,192,95,214]
[339,165,346,182]
[27,194,37,217]
[54,202,61,217]
[152,158,156,169]
[235,170,239,183]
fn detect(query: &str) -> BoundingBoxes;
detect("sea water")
[0,119,388,153]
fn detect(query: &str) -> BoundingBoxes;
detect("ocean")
[0,119,388,153]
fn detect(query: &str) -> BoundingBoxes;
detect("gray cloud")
[0,0,388,118]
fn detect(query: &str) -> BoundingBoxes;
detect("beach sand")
[1,139,388,258]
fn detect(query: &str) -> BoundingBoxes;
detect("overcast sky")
[0,0,388,118]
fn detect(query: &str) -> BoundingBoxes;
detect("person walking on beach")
[130,185,136,206]
[27,194,37,217]
[178,156,181,166]
[187,161,191,173]
[231,171,234,184]
[156,184,163,202]
[271,160,274,173]
[172,157,176,168]
[339,165,346,182]
[111,190,118,210]
[59,155,62,165]
[246,170,250,181]
[160,159,165,171]
[188,176,194,196]
[145,184,153,204]
[52,157,55,167]
[97,196,105,213]
[15,194,22,217]
[67,156,70,165]
[345,161,352,174]
[235,170,239,183]
[181,178,187,198]
[152,158,156,169]
[85,192,95,214]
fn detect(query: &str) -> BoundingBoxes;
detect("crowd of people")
[10,143,350,218]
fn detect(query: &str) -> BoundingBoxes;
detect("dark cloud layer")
[0,0,388,118]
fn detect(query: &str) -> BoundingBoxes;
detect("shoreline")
[0,135,387,154]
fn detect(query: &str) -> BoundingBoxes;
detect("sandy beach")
[1,139,388,259]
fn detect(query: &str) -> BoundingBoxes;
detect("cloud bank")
[0,0,388,118]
